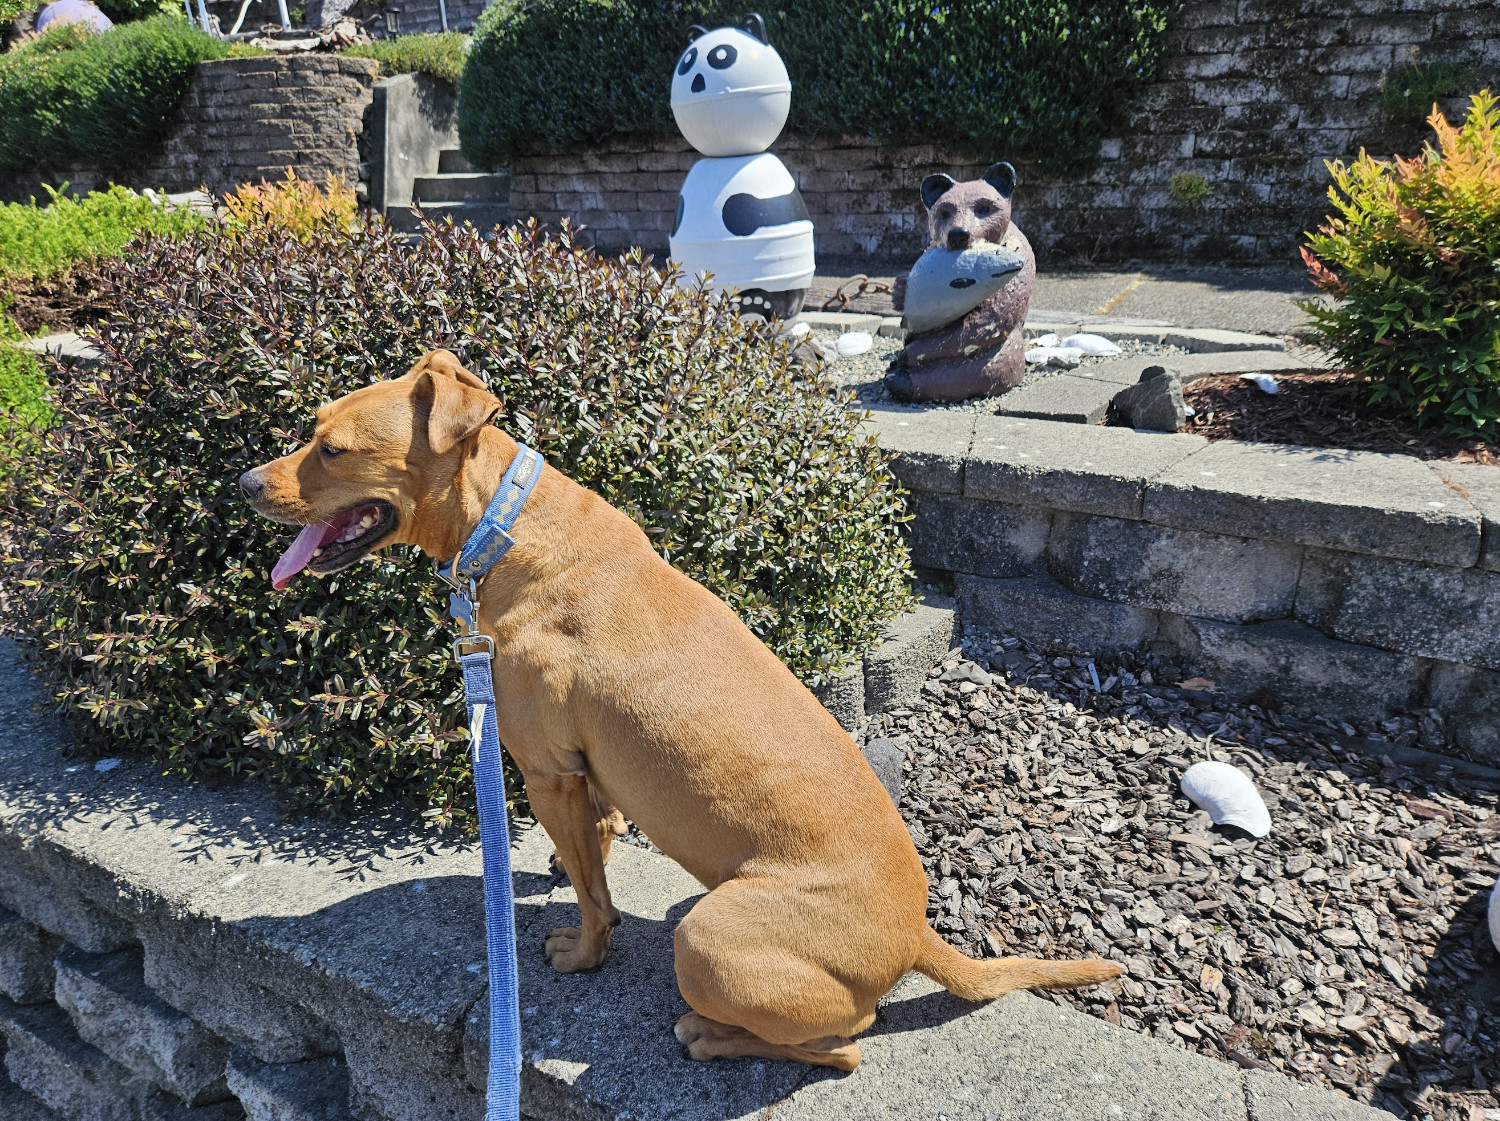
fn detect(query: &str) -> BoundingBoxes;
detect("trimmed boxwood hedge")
[459,0,1181,167]
[2,213,914,828]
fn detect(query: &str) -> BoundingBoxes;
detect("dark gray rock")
[224,1051,350,1121]
[0,848,134,956]
[1112,365,1187,431]
[1438,462,1500,572]
[0,907,62,1005]
[0,995,153,1121]
[860,738,905,807]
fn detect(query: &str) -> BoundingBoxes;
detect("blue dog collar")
[437,444,544,637]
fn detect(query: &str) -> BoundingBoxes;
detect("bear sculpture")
[887,162,1035,402]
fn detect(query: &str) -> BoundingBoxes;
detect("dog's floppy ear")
[920,173,956,210]
[982,161,1017,199]
[410,351,501,456]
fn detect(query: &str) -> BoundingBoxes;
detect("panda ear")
[740,13,767,43]
[983,162,1017,199]
[920,174,957,210]
[686,23,708,42]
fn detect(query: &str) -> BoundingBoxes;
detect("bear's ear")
[920,174,957,209]
[740,13,767,43]
[686,23,708,41]
[983,162,1017,199]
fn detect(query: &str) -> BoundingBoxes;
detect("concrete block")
[863,595,957,713]
[993,374,1122,424]
[1145,441,1482,565]
[956,574,1160,653]
[0,907,62,1004]
[224,1052,349,1121]
[0,852,134,955]
[1047,511,1302,623]
[810,660,864,732]
[0,995,153,1121]
[908,494,1051,579]
[1439,462,1500,571]
[1162,327,1285,352]
[142,1093,243,1121]
[1242,1068,1397,1120]
[1156,616,1429,720]
[861,406,974,495]
[140,935,339,1066]
[54,945,230,1105]
[967,415,1206,518]
[1297,550,1500,670]
[1427,661,1500,766]
[0,1074,59,1120]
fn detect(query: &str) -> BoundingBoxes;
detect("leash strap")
[437,444,544,1121]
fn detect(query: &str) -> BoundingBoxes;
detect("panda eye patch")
[707,43,737,69]
[677,47,697,75]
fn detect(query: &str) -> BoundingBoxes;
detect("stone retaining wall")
[867,406,1500,762]
[510,0,1500,264]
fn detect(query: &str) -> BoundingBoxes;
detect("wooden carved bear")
[887,162,1035,402]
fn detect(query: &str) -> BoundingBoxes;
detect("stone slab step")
[436,148,473,174]
[412,172,511,203]
[387,202,510,232]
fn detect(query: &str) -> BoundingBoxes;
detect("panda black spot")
[677,47,697,76]
[949,278,977,289]
[707,43,737,69]
[691,73,705,93]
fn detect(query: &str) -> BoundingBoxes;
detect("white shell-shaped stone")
[834,332,872,357]
[1180,761,1272,838]
[1061,332,1122,356]
[1489,878,1500,956]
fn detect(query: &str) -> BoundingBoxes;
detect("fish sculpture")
[901,242,1026,337]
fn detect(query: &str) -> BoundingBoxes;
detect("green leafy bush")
[0,317,50,468]
[459,0,1181,166]
[0,16,232,174]
[1377,61,1475,125]
[1301,92,1500,439]
[0,184,203,286]
[344,31,468,86]
[3,214,913,827]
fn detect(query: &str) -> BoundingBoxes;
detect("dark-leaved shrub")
[1301,92,1500,439]
[2,214,913,827]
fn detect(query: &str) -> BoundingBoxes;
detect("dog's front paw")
[544,926,608,973]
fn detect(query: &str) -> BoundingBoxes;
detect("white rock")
[779,321,810,340]
[94,758,122,773]
[1180,761,1271,838]
[1025,346,1085,369]
[834,332,872,357]
[1030,333,1059,348]
[1240,373,1279,394]
[1061,332,1122,356]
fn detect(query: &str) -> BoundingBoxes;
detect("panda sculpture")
[668,14,814,320]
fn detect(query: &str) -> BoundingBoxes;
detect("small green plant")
[0,16,232,174]
[1377,61,1475,125]
[1168,172,1213,206]
[1301,91,1500,439]
[2,214,914,827]
[344,31,468,85]
[0,184,203,286]
[0,317,50,467]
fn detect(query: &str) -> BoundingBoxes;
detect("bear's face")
[921,162,1017,252]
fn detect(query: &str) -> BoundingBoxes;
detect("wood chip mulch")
[860,625,1499,1121]
[1183,371,1500,465]
[3,267,116,336]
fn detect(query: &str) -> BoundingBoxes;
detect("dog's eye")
[320,444,345,459]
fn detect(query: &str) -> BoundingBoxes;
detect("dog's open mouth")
[270,500,397,589]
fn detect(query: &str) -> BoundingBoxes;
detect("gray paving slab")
[1439,462,1500,571]
[1083,351,1323,390]
[1144,440,1483,566]
[967,415,1207,518]
[994,375,1121,424]
[859,406,975,495]
[1162,328,1285,353]
[1242,1068,1393,1121]
[17,332,105,366]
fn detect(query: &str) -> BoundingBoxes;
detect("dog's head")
[240,350,501,588]
[920,162,1017,252]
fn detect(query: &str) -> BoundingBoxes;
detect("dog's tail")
[913,924,1123,1001]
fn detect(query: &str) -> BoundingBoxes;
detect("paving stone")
[1085,350,1321,387]
[994,374,1122,424]
[0,907,62,1004]
[1162,327,1287,353]
[1296,549,1500,670]
[1242,1068,1396,1120]
[1426,660,1500,765]
[0,995,153,1121]
[1144,441,1481,565]
[0,1071,59,1121]
[54,944,230,1105]
[967,415,1206,519]
[1155,616,1430,721]
[1439,462,1500,571]
[909,494,1052,579]
[861,406,975,494]
[1047,511,1302,624]
[810,659,864,732]
[956,574,1160,653]
[864,595,957,714]
[224,1051,349,1121]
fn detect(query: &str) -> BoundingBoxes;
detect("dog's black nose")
[239,470,265,500]
[946,228,971,251]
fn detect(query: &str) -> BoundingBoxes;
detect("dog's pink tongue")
[271,522,329,590]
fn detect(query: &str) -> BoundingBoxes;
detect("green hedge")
[343,31,469,86]
[459,0,1181,166]
[0,17,232,175]
[0,184,203,284]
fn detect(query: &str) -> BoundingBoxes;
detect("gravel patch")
[807,328,1186,411]
[856,622,1500,1121]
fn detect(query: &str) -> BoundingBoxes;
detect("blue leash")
[438,444,544,1121]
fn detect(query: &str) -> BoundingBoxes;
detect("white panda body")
[670,153,814,294]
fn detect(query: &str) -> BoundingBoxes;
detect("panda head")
[670,15,791,158]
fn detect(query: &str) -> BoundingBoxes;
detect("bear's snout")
[946,228,971,251]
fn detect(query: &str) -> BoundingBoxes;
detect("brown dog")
[241,350,1121,1069]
